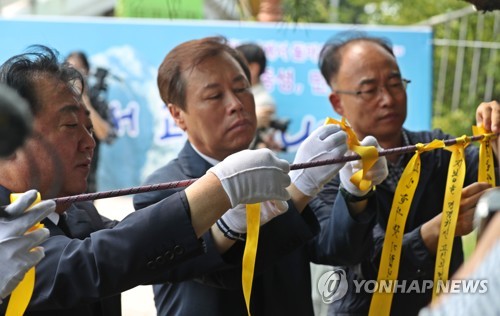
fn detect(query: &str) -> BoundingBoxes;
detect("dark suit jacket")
[133,141,321,316]
[310,129,488,316]
[0,186,206,316]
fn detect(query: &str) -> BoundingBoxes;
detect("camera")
[269,118,291,133]
[89,68,111,115]
[250,118,290,151]
[92,67,109,94]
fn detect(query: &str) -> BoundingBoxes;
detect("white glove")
[0,190,55,301]
[339,135,388,197]
[0,228,49,302]
[218,200,289,236]
[208,148,291,207]
[0,190,55,240]
[290,124,348,197]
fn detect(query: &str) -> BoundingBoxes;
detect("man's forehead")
[37,91,85,118]
[337,42,398,78]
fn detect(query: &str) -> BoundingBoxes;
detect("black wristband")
[216,218,246,241]
[339,184,376,202]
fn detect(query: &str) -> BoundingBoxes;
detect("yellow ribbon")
[325,117,380,191]
[432,136,468,301]
[6,193,43,316]
[242,203,260,316]
[472,126,496,186]
[368,140,445,316]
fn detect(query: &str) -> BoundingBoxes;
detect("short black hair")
[319,31,394,86]
[235,43,267,77]
[0,45,84,115]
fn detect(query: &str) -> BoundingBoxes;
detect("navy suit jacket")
[133,142,322,316]
[0,187,206,315]
[310,129,489,316]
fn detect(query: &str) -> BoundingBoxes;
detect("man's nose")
[377,85,396,104]
[226,92,244,112]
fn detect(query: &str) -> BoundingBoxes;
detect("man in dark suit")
[0,45,293,315]
[314,31,500,315]
[133,36,361,315]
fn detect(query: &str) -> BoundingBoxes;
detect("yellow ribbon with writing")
[6,193,43,316]
[369,140,445,316]
[242,203,260,316]
[325,117,379,191]
[472,126,496,186]
[432,136,468,301]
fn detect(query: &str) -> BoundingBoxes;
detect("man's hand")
[208,148,291,207]
[218,200,288,236]
[455,182,491,236]
[0,190,55,301]
[421,182,491,253]
[476,100,500,157]
[290,124,348,197]
[339,135,388,197]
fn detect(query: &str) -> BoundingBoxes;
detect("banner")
[0,17,432,190]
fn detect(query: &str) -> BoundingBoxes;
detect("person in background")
[235,42,285,151]
[0,44,292,315]
[314,30,500,315]
[65,51,116,193]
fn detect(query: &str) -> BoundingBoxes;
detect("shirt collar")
[190,143,220,166]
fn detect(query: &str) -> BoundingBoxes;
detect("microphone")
[0,84,32,157]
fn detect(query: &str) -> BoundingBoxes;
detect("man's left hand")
[476,100,500,157]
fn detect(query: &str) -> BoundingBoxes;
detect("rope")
[52,133,493,205]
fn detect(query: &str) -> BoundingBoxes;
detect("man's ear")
[328,92,344,116]
[167,103,187,131]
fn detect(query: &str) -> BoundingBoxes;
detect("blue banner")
[0,17,432,190]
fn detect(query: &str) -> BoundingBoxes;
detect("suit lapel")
[178,142,214,178]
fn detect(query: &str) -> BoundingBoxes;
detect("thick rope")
[52,133,494,205]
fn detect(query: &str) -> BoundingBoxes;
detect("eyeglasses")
[334,78,411,102]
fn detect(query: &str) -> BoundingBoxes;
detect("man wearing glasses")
[312,31,500,315]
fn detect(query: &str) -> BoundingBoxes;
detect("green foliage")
[432,11,499,123]
[462,230,477,260]
[347,0,469,25]
[282,0,331,23]
[334,0,371,24]
[432,108,475,137]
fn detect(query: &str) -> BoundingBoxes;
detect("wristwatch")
[474,188,500,239]
[339,184,376,202]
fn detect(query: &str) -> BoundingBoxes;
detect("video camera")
[87,68,119,145]
[250,117,290,152]
[92,67,109,93]
[89,67,112,117]
[269,118,291,133]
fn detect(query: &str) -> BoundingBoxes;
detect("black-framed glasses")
[334,78,411,102]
